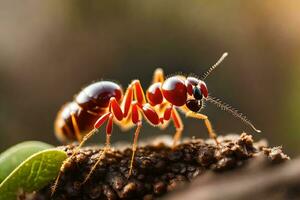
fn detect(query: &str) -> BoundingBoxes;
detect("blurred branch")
[166,155,300,200]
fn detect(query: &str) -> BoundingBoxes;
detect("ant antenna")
[206,95,261,133]
[202,52,228,80]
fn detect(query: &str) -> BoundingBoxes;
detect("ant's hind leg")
[51,112,112,195]
[51,127,99,196]
[83,96,124,183]
[152,68,165,83]
[83,114,114,184]
[186,111,219,145]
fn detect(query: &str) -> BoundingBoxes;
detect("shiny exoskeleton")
[55,81,122,142]
[54,77,211,143]
[52,53,261,194]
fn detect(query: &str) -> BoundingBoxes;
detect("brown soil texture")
[33,133,289,200]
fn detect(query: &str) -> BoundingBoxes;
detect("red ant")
[52,53,261,194]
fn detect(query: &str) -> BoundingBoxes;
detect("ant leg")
[119,80,151,133]
[53,97,123,193]
[51,129,98,196]
[83,113,114,184]
[128,120,142,177]
[121,80,151,125]
[127,102,160,177]
[140,103,160,125]
[51,113,110,196]
[186,111,219,145]
[128,102,141,177]
[133,80,146,104]
[171,109,184,148]
[122,84,133,117]
[71,113,82,142]
[122,79,146,118]
[162,105,184,148]
[152,68,165,83]
[83,97,124,183]
[109,97,123,121]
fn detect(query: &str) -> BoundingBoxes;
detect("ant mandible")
[52,53,261,194]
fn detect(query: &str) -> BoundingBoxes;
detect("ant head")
[185,78,208,112]
[185,52,229,113]
[185,52,261,133]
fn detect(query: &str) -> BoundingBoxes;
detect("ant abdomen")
[54,81,124,142]
[76,81,123,111]
[54,102,98,142]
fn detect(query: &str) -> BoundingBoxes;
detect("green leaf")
[0,149,67,200]
[0,141,53,182]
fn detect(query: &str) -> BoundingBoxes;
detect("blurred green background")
[0,1,299,156]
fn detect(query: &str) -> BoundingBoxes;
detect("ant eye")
[199,82,208,98]
[193,87,202,100]
[186,99,201,112]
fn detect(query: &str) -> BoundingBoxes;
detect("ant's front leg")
[163,105,184,148]
[171,109,184,148]
[186,111,219,145]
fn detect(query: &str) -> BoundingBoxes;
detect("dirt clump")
[34,133,289,200]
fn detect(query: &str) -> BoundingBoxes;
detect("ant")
[51,52,261,195]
